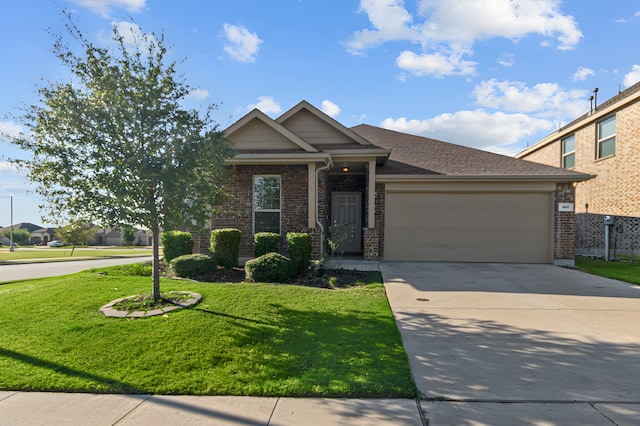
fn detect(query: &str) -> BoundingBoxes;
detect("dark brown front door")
[331,192,362,253]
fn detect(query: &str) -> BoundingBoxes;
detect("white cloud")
[0,121,22,142]
[320,100,341,117]
[346,0,582,77]
[188,89,209,100]
[573,66,595,81]
[345,0,421,55]
[396,49,477,77]
[472,79,589,120]
[497,52,515,67]
[223,23,263,63]
[623,65,640,88]
[248,96,282,115]
[381,109,553,154]
[111,21,157,50]
[68,0,145,17]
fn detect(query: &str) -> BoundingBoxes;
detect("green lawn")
[0,266,417,397]
[575,256,640,285]
[0,247,152,263]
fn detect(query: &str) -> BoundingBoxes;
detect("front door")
[331,192,362,253]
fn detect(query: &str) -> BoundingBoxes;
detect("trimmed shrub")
[254,232,280,257]
[210,228,241,269]
[170,254,217,279]
[245,252,295,283]
[161,231,193,262]
[286,232,312,272]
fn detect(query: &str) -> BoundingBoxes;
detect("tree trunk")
[151,225,161,300]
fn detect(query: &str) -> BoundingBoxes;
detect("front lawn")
[575,256,640,285]
[0,266,416,397]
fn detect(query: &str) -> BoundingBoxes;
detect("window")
[597,115,616,159]
[253,175,281,234]
[561,135,575,169]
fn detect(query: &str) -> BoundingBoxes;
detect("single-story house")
[30,227,58,245]
[209,101,593,265]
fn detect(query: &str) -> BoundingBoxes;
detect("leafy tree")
[8,14,231,299]
[58,220,95,256]
[1,228,31,246]
[120,226,136,246]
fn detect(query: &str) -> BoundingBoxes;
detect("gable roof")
[351,124,593,181]
[276,100,372,147]
[225,108,318,153]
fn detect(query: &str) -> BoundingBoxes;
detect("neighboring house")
[30,227,58,245]
[205,100,591,265]
[0,223,43,245]
[93,228,151,246]
[516,81,640,258]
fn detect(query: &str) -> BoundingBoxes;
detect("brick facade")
[519,91,640,259]
[553,183,576,264]
[211,164,310,258]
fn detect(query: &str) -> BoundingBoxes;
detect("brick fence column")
[554,182,576,266]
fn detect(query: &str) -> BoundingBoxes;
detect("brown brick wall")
[211,164,310,258]
[522,101,640,219]
[522,141,561,167]
[553,183,576,260]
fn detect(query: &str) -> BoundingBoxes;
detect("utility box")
[604,215,615,225]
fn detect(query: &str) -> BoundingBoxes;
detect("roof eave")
[375,174,595,183]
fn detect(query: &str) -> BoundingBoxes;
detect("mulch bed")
[191,266,379,288]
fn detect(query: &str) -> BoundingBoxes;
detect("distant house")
[93,228,150,246]
[517,81,640,257]
[0,223,44,245]
[30,228,58,245]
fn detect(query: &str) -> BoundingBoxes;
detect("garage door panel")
[385,192,551,263]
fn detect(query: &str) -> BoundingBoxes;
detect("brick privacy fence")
[576,213,640,258]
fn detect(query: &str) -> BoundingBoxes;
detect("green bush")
[170,254,217,279]
[286,232,312,272]
[210,228,241,269]
[161,231,194,262]
[254,232,280,257]
[245,252,295,283]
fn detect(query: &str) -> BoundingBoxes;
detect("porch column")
[368,160,376,227]
[308,162,316,229]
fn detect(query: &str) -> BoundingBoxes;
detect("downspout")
[315,157,333,261]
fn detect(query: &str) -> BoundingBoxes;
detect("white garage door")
[385,192,552,263]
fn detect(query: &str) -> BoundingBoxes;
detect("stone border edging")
[100,291,202,318]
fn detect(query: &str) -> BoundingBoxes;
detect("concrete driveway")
[380,262,640,425]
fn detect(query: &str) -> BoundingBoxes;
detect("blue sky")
[1,0,640,228]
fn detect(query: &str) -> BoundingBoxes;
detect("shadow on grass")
[200,301,418,398]
[0,347,144,393]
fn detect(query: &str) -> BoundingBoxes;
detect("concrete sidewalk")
[381,262,640,425]
[0,392,424,425]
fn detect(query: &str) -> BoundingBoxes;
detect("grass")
[575,256,640,285]
[0,265,417,397]
[0,247,152,263]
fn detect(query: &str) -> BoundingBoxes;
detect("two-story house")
[516,81,640,258]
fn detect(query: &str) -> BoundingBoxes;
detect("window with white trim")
[561,134,575,169]
[597,115,616,159]
[253,175,281,234]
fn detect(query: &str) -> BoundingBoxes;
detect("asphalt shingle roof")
[351,124,592,180]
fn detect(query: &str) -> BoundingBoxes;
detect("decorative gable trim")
[276,100,372,146]
[225,108,318,153]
